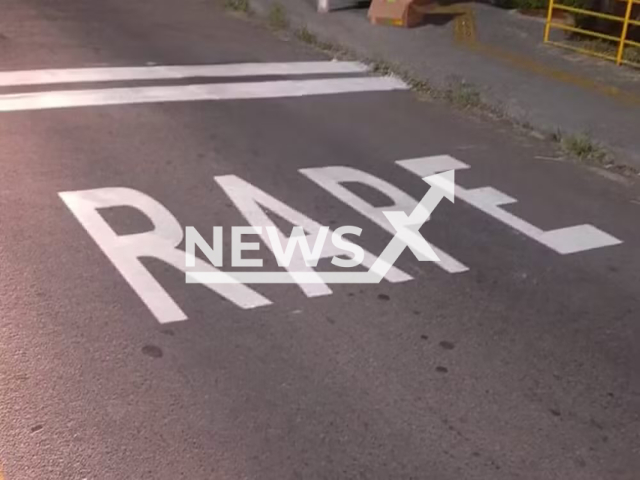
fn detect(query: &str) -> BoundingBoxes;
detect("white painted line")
[299,166,469,273]
[187,271,395,284]
[0,77,408,112]
[59,187,272,324]
[397,155,622,254]
[0,62,369,87]
[214,173,411,297]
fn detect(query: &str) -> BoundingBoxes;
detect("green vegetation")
[294,26,318,45]
[493,0,639,59]
[557,132,607,163]
[224,0,252,14]
[443,81,483,109]
[493,0,547,10]
[268,3,289,30]
[294,26,351,58]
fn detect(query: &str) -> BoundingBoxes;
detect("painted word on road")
[59,155,622,324]
[186,170,453,286]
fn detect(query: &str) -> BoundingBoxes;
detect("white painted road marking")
[59,187,271,324]
[0,62,369,87]
[299,166,469,273]
[59,160,623,323]
[368,170,454,280]
[214,174,411,297]
[397,155,622,254]
[191,171,454,285]
[0,77,408,112]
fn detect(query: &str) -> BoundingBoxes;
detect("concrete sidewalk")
[244,0,640,169]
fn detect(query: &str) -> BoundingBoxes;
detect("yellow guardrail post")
[544,0,555,42]
[616,0,634,65]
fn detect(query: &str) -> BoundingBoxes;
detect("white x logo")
[367,170,456,281]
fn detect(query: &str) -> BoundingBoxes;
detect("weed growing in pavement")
[294,26,349,56]
[294,26,318,45]
[443,81,483,109]
[224,0,252,14]
[368,58,435,95]
[369,58,395,76]
[547,129,640,175]
[268,3,289,30]
[559,132,607,164]
[438,79,507,119]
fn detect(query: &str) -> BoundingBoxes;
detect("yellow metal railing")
[544,0,640,67]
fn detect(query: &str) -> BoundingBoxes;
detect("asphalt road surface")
[1,1,639,479]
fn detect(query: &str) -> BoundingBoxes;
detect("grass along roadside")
[268,3,290,30]
[551,130,606,162]
[224,0,253,14]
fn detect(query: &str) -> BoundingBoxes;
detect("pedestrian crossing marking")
[0,62,407,112]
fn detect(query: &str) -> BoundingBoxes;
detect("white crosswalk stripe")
[0,62,407,112]
[0,77,407,112]
[0,62,369,87]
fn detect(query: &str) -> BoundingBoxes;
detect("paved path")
[0,1,639,479]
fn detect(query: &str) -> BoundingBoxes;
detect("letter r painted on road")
[59,188,271,324]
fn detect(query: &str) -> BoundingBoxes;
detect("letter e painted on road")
[397,155,622,254]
